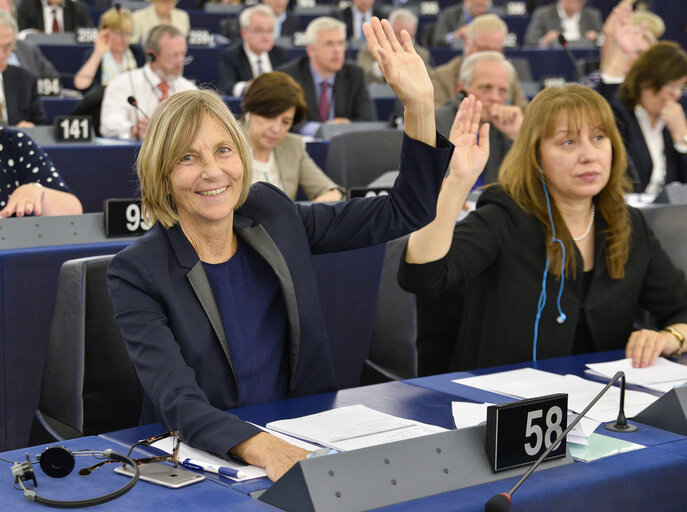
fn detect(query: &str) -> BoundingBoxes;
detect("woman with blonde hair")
[74,7,145,92]
[106,18,468,481]
[400,83,687,372]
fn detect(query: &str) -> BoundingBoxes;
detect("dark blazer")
[399,187,687,371]
[524,4,602,46]
[14,40,59,79]
[107,133,452,458]
[435,98,512,185]
[3,65,46,125]
[217,44,291,96]
[597,83,687,192]
[278,56,376,124]
[17,0,94,32]
[336,6,384,40]
[432,4,468,47]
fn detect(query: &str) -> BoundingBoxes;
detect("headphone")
[10,445,139,508]
[532,174,568,361]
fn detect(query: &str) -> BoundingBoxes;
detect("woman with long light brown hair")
[400,83,687,372]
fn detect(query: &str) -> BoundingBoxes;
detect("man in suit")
[263,0,299,38]
[524,0,602,47]
[435,51,522,185]
[218,5,290,97]
[430,14,529,109]
[0,11,45,126]
[336,0,383,41]
[17,0,93,33]
[278,16,376,135]
[0,0,58,78]
[432,0,491,47]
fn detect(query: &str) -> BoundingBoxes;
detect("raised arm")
[405,94,489,264]
[363,17,435,146]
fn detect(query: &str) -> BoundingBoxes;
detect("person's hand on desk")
[626,325,687,368]
[230,432,310,482]
[130,117,149,140]
[0,182,44,218]
[329,118,351,125]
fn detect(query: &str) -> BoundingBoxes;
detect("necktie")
[256,57,264,76]
[51,9,60,33]
[318,82,330,123]
[157,82,170,102]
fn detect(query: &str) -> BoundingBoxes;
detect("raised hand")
[448,95,490,183]
[363,17,432,109]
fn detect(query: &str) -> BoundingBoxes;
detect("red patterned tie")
[51,9,60,33]
[157,82,170,102]
[318,81,330,123]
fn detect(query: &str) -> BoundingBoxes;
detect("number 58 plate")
[485,393,568,472]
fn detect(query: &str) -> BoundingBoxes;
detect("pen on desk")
[180,458,247,479]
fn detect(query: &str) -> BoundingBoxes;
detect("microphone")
[557,34,585,81]
[127,96,149,119]
[484,371,636,512]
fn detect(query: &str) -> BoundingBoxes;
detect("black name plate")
[104,199,152,237]
[55,116,92,142]
[486,393,568,472]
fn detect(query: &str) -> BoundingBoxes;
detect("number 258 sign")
[486,394,568,472]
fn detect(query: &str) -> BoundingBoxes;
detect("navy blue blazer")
[3,65,46,126]
[598,83,687,192]
[107,133,452,458]
[217,44,291,96]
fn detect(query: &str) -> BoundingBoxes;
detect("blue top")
[203,241,289,406]
[0,127,72,210]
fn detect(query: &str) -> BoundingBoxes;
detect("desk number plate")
[486,393,568,472]
[104,199,152,237]
[55,116,92,142]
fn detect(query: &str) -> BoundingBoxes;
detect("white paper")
[266,404,447,452]
[451,401,492,429]
[586,357,687,392]
[151,438,267,481]
[453,368,659,423]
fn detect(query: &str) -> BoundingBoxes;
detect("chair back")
[325,129,403,188]
[29,255,142,444]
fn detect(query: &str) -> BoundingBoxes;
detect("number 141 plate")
[485,393,568,472]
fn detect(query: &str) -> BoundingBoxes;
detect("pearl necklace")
[572,204,595,242]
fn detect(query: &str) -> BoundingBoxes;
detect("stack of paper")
[266,404,447,451]
[453,368,659,423]
[585,357,687,393]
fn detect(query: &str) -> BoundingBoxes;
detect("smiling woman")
[400,83,687,374]
[105,16,455,485]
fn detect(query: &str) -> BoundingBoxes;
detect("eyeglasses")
[663,81,687,97]
[79,430,180,476]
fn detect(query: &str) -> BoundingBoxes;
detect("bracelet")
[663,326,685,358]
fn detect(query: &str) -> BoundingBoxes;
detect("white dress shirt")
[352,6,372,40]
[232,44,273,97]
[557,3,582,41]
[100,64,197,139]
[635,104,667,195]
[42,2,63,34]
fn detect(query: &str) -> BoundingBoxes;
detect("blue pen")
[181,458,247,479]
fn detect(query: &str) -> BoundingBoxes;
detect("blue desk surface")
[0,436,276,511]
[94,367,687,512]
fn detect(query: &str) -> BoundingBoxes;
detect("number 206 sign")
[485,393,568,472]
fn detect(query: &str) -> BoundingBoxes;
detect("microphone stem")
[508,371,625,496]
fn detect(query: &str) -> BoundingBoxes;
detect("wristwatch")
[663,326,685,358]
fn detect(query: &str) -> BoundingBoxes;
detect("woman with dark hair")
[241,71,344,201]
[600,41,687,195]
[399,83,687,372]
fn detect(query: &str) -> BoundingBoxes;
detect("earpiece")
[245,112,250,123]
[9,446,139,508]
[146,51,156,63]
[532,176,568,361]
